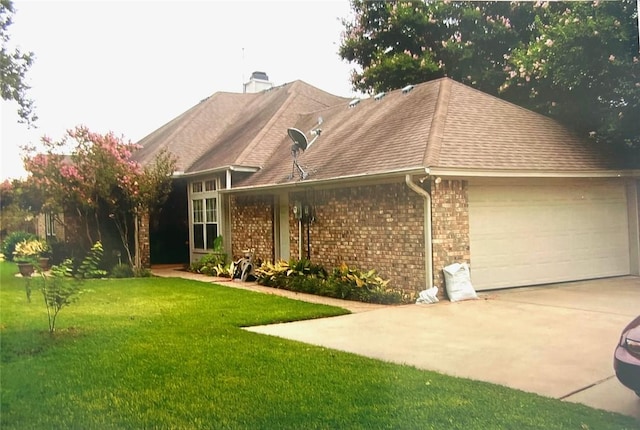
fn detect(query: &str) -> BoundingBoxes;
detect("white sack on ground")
[443,262,478,302]
[416,287,439,304]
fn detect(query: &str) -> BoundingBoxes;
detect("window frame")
[44,212,56,237]
[189,179,220,252]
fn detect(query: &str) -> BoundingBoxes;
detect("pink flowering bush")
[22,126,176,270]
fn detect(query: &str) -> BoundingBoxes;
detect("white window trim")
[45,212,57,237]
[189,178,221,253]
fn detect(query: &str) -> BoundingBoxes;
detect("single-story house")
[135,74,640,295]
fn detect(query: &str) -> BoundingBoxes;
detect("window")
[45,212,56,237]
[205,198,217,223]
[191,180,219,250]
[205,180,217,191]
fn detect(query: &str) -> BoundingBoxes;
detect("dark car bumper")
[614,347,640,394]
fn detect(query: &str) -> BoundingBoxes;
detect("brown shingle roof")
[134,81,348,174]
[136,77,625,188]
[235,78,622,188]
[434,79,618,170]
[134,92,255,172]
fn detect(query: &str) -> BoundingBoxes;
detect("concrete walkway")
[152,266,385,313]
[152,267,640,420]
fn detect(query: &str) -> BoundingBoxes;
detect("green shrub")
[133,267,153,278]
[77,241,108,279]
[110,263,134,278]
[328,263,400,303]
[189,252,227,275]
[1,231,38,262]
[109,262,152,278]
[40,258,82,333]
[212,235,224,252]
[210,262,234,277]
[255,259,326,289]
[255,260,405,304]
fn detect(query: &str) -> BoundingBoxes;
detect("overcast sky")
[1,0,358,181]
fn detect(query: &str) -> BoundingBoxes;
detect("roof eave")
[173,164,261,179]
[219,167,430,194]
[428,167,640,179]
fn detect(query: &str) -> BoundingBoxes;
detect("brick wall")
[228,180,472,298]
[34,213,66,241]
[230,195,274,264]
[430,179,470,291]
[290,182,426,292]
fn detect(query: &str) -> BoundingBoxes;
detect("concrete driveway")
[245,276,640,420]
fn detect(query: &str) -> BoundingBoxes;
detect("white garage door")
[468,179,630,290]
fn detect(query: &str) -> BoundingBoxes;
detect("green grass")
[1,261,637,429]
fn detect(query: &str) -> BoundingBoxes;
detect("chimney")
[243,71,273,93]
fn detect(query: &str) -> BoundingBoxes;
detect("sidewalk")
[151,265,386,314]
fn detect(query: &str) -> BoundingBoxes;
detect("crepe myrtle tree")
[23,125,176,270]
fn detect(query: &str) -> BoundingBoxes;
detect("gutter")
[427,167,640,179]
[405,172,433,290]
[218,167,429,194]
[172,164,261,179]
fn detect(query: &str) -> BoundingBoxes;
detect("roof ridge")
[423,78,452,166]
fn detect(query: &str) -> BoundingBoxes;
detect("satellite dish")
[286,118,323,180]
[287,128,309,151]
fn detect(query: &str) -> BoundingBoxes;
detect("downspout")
[405,174,433,290]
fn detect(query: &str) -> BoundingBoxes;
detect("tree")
[1,0,36,125]
[0,179,40,242]
[39,259,80,334]
[22,126,177,270]
[339,1,534,94]
[339,1,640,157]
[504,1,640,155]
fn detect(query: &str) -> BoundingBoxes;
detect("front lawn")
[0,261,636,429]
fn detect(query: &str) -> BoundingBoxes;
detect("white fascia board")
[427,168,640,179]
[218,167,430,194]
[172,165,260,179]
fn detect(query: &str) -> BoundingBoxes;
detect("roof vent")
[401,84,414,94]
[348,99,361,108]
[374,92,385,101]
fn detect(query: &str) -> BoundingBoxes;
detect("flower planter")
[17,262,34,277]
[39,257,50,271]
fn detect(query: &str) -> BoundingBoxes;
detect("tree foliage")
[38,258,80,334]
[22,126,177,269]
[0,0,36,125]
[339,1,640,156]
[0,180,39,240]
[504,1,640,152]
